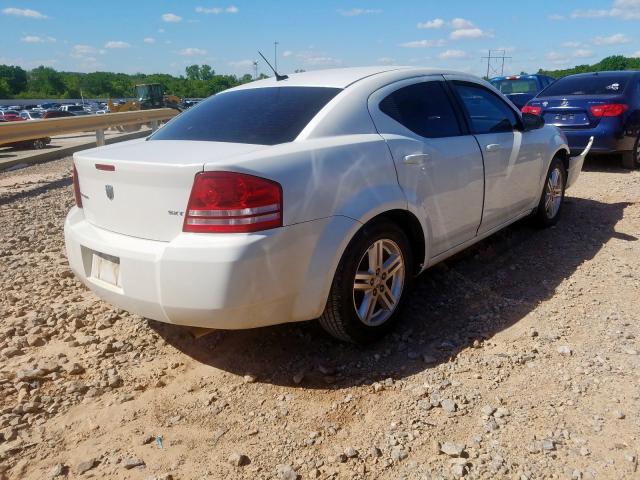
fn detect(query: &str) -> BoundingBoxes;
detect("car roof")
[490,74,546,80]
[563,70,640,79]
[231,66,469,90]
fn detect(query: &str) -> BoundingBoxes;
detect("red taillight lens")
[590,103,628,117]
[72,164,82,208]
[183,172,282,233]
[522,105,542,115]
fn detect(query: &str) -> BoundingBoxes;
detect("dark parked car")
[523,71,640,169]
[490,74,555,109]
[42,110,76,119]
[0,118,51,150]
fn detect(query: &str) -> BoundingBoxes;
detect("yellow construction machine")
[108,83,182,131]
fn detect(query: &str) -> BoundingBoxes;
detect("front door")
[447,78,541,234]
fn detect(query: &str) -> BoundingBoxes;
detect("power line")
[481,50,512,78]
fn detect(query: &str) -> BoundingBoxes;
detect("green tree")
[0,65,27,95]
[185,65,201,81]
[200,64,214,81]
[0,78,11,98]
[27,66,65,96]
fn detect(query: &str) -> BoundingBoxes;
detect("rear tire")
[621,136,640,169]
[319,220,413,344]
[533,157,566,228]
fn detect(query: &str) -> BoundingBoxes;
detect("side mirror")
[522,112,544,131]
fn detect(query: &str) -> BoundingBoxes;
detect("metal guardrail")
[0,108,178,146]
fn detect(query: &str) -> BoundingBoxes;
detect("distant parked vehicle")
[523,70,640,169]
[42,110,76,119]
[490,74,556,109]
[60,105,91,115]
[19,110,44,120]
[0,119,50,149]
[40,102,61,110]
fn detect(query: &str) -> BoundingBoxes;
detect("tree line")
[538,55,640,79]
[0,64,265,100]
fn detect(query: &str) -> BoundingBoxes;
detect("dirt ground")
[0,156,638,480]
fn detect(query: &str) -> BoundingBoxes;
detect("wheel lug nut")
[373,290,377,296]
[379,286,384,292]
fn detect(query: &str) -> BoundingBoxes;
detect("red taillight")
[522,105,542,115]
[590,103,628,117]
[183,172,282,233]
[72,164,82,208]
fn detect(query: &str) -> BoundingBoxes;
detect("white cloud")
[158,28,165,33]
[573,49,594,58]
[632,50,640,58]
[2,7,47,19]
[571,0,640,20]
[143,37,156,44]
[546,51,570,64]
[104,41,130,49]
[229,59,254,68]
[450,18,474,29]
[338,8,382,16]
[562,41,583,48]
[399,39,446,48]
[71,44,98,58]
[178,47,207,56]
[293,50,343,67]
[282,50,293,57]
[592,33,631,45]
[377,56,396,65]
[548,14,565,20]
[450,28,492,40]
[417,18,445,29]
[195,5,239,14]
[161,13,182,22]
[21,35,55,43]
[439,49,469,59]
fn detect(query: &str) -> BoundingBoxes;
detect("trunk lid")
[532,94,626,129]
[74,139,268,241]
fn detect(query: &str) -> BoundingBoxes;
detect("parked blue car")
[523,71,640,169]
[489,74,555,109]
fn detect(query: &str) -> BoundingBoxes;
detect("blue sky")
[1,0,640,77]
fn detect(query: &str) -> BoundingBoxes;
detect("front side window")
[150,86,341,145]
[454,82,519,134]
[379,81,461,138]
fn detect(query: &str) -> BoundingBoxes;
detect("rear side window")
[150,86,341,145]
[543,76,630,96]
[379,81,462,138]
[490,79,539,94]
[453,82,519,134]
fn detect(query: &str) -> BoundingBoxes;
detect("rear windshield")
[542,76,630,96]
[490,79,538,95]
[150,86,342,145]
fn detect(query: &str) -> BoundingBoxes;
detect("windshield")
[490,79,538,95]
[542,76,630,96]
[150,86,342,145]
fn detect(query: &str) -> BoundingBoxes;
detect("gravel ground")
[0,156,638,480]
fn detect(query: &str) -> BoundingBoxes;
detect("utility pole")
[481,50,512,79]
[253,60,258,80]
[274,41,279,71]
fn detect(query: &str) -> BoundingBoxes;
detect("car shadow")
[149,197,634,389]
[582,153,630,173]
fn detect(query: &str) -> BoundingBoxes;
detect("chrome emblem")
[542,101,548,107]
[105,185,114,200]
[560,99,569,107]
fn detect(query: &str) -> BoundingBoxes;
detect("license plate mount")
[90,251,121,287]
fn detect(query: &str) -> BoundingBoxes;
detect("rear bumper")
[561,123,633,155]
[64,208,353,329]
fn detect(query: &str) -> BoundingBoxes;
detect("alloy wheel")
[544,167,564,219]
[352,239,405,327]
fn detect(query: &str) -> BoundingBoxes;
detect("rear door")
[447,77,543,233]
[368,76,484,257]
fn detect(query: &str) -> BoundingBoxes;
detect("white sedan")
[65,67,587,343]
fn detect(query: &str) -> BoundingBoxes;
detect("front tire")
[319,220,413,344]
[533,157,566,228]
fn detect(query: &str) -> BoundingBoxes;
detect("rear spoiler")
[566,136,593,189]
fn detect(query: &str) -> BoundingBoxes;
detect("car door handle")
[403,153,431,165]
[485,144,501,152]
